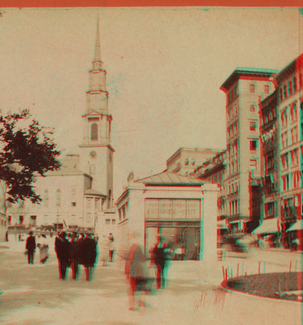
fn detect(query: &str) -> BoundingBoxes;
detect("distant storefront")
[116,172,219,262]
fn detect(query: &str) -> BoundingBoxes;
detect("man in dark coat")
[59,232,71,280]
[82,233,97,281]
[55,232,63,279]
[71,232,80,280]
[152,236,167,289]
[26,231,36,264]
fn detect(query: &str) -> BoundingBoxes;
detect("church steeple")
[80,18,112,147]
[94,18,102,62]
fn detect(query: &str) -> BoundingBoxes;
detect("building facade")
[220,68,278,232]
[6,19,116,234]
[116,171,219,262]
[276,55,303,236]
[166,147,222,176]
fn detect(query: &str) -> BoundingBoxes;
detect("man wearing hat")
[71,232,80,280]
[26,231,36,264]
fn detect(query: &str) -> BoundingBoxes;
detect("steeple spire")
[94,17,101,62]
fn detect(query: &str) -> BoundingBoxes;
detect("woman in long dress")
[38,234,49,264]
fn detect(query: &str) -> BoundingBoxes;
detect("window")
[56,189,61,207]
[19,215,24,225]
[112,219,116,225]
[44,189,49,208]
[105,219,111,225]
[91,123,98,141]
[250,121,257,131]
[250,139,258,150]
[264,85,269,95]
[250,84,255,93]
[250,104,256,112]
[71,187,76,207]
[250,159,258,170]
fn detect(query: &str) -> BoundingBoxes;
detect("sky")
[0,7,302,200]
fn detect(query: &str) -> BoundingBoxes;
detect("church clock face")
[90,150,97,159]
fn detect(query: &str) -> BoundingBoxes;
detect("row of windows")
[44,188,76,208]
[281,149,299,169]
[281,127,298,149]
[228,181,239,195]
[118,202,129,221]
[281,102,298,128]
[261,106,275,125]
[249,83,270,95]
[281,171,303,191]
[227,121,239,138]
[228,140,239,158]
[279,75,303,102]
[105,219,116,225]
[229,160,239,175]
[207,170,225,184]
[227,105,238,120]
[227,86,238,103]
[229,200,239,215]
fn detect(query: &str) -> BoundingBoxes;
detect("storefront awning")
[252,218,280,235]
[286,220,303,232]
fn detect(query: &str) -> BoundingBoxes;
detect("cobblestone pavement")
[0,247,302,325]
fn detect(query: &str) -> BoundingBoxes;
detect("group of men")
[55,231,97,281]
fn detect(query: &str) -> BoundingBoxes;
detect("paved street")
[0,244,302,325]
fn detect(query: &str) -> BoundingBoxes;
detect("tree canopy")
[0,109,61,204]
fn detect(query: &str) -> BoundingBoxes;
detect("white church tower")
[79,18,114,209]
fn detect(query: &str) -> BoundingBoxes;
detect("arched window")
[56,189,61,207]
[91,123,98,141]
[44,189,49,208]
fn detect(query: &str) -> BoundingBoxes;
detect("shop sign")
[145,199,200,219]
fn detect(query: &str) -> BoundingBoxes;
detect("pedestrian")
[55,231,63,279]
[151,235,167,289]
[59,232,71,280]
[125,231,149,311]
[99,235,110,266]
[82,233,97,281]
[109,235,116,262]
[71,232,80,280]
[25,231,36,264]
[38,234,49,264]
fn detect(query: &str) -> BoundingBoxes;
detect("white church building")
[6,20,116,233]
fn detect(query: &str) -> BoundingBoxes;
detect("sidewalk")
[0,248,302,325]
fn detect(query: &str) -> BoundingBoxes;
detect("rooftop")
[221,67,278,91]
[134,171,205,186]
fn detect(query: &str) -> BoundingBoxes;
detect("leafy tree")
[0,109,61,208]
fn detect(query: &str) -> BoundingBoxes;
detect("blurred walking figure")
[151,235,167,289]
[55,231,63,279]
[37,234,49,264]
[83,233,97,281]
[25,231,36,265]
[109,234,116,262]
[99,235,110,266]
[71,232,80,280]
[125,232,149,311]
[59,232,71,280]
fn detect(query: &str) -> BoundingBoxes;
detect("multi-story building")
[276,54,303,236]
[220,68,278,232]
[166,147,222,176]
[253,90,282,236]
[192,151,227,220]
